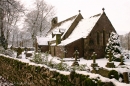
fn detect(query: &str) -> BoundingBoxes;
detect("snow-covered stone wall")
[0,55,116,86]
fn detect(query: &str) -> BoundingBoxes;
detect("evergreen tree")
[105,32,122,62]
[0,34,8,50]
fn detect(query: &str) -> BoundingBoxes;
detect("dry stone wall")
[0,55,114,86]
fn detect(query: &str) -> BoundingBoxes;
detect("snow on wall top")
[36,36,51,45]
[56,13,102,46]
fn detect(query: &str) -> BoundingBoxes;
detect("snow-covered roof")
[69,13,101,38]
[46,15,77,39]
[53,13,102,46]
[51,37,81,46]
[36,36,51,45]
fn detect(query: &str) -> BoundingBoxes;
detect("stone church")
[36,8,116,59]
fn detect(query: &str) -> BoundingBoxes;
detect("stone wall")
[0,55,114,86]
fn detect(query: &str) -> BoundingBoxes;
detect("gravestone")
[119,55,125,65]
[71,50,79,66]
[91,52,98,67]
[105,51,115,68]
[123,72,129,84]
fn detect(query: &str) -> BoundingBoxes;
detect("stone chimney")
[56,34,61,45]
[51,17,58,27]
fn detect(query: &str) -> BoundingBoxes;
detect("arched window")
[109,32,111,37]
[89,39,94,46]
[103,30,105,46]
[97,32,100,45]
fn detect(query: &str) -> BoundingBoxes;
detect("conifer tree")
[105,32,122,62]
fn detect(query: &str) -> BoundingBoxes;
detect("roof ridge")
[89,13,101,18]
[46,14,78,36]
[54,15,77,27]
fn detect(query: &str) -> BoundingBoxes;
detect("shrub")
[31,52,42,64]
[4,49,15,57]
[108,70,119,80]
[16,47,23,57]
[56,63,68,70]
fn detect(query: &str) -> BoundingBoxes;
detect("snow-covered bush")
[105,32,123,62]
[31,52,42,64]
[56,62,68,70]
[69,64,90,72]
[0,46,5,54]
[4,49,15,57]
[108,70,119,80]
[42,51,50,65]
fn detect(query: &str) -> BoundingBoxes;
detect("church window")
[103,30,105,46]
[89,39,94,46]
[97,32,100,45]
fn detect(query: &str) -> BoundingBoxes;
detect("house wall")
[84,12,116,59]
[51,38,84,58]
[65,38,84,58]
[50,45,65,57]
[55,46,65,58]
[50,46,55,57]
[39,45,49,52]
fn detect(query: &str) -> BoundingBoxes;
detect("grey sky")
[20,0,130,35]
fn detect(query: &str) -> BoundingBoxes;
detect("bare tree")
[120,33,130,50]
[0,0,25,49]
[24,0,55,47]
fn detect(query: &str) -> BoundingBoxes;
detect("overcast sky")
[20,0,130,35]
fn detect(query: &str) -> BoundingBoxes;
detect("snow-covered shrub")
[69,64,90,72]
[56,62,68,70]
[0,46,5,54]
[105,32,123,62]
[4,49,15,57]
[16,47,24,57]
[55,56,68,70]
[47,56,55,67]
[43,51,50,65]
[108,70,119,80]
[31,52,42,64]
[122,50,129,59]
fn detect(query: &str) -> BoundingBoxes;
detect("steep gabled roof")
[69,13,101,38]
[46,15,77,38]
[56,13,102,46]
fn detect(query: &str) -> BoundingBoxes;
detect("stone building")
[38,8,116,59]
